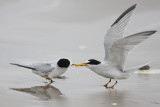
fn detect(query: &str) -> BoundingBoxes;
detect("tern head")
[72,59,101,67]
[57,58,70,68]
[86,59,101,65]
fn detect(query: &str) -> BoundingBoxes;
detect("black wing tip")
[129,4,137,10]
[150,30,157,34]
[144,30,157,35]
[10,63,36,70]
[10,63,17,65]
[133,30,157,36]
[10,63,21,66]
[111,4,137,27]
[151,30,157,34]
[133,4,137,8]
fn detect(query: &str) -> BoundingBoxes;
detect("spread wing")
[108,31,157,71]
[104,4,137,61]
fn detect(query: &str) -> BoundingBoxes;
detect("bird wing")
[108,31,156,71]
[33,63,56,73]
[104,4,137,61]
[11,61,57,73]
[10,63,36,70]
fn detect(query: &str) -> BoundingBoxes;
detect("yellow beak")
[72,63,88,66]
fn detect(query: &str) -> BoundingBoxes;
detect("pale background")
[0,0,160,107]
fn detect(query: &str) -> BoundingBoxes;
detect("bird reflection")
[11,84,62,100]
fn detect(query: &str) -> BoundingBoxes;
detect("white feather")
[108,31,156,71]
[104,4,136,60]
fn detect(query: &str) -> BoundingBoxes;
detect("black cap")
[87,59,101,65]
[57,58,70,68]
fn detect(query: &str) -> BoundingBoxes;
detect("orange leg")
[109,81,118,89]
[104,79,111,88]
[43,84,50,89]
[50,79,54,83]
[42,76,54,83]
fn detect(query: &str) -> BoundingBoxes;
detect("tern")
[11,58,70,83]
[72,4,157,88]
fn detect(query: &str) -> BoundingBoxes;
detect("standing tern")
[11,58,70,83]
[72,4,157,88]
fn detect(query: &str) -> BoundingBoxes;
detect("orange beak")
[72,63,88,66]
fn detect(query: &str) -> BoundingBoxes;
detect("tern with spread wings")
[73,4,157,88]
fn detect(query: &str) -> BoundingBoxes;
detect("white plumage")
[73,4,157,88]
[11,58,71,83]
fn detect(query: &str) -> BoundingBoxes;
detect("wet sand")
[0,0,160,107]
[1,66,160,107]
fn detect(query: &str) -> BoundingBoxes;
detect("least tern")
[72,4,157,88]
[11,58,70,83]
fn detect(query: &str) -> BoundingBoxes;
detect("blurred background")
[0,0,160,107]
[0,0,160,67]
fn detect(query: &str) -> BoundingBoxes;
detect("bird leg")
[109,81,118,89]
[50,79,54,83]
[104,79,111,88]
[43,84,50,89]
[42,76,54,83]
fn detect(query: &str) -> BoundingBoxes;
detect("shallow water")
[0,0,160,107]
[1,65,160,107]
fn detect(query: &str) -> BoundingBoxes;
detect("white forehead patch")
[85,61,90,63]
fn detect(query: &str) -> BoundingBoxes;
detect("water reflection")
[11,84,62,100]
